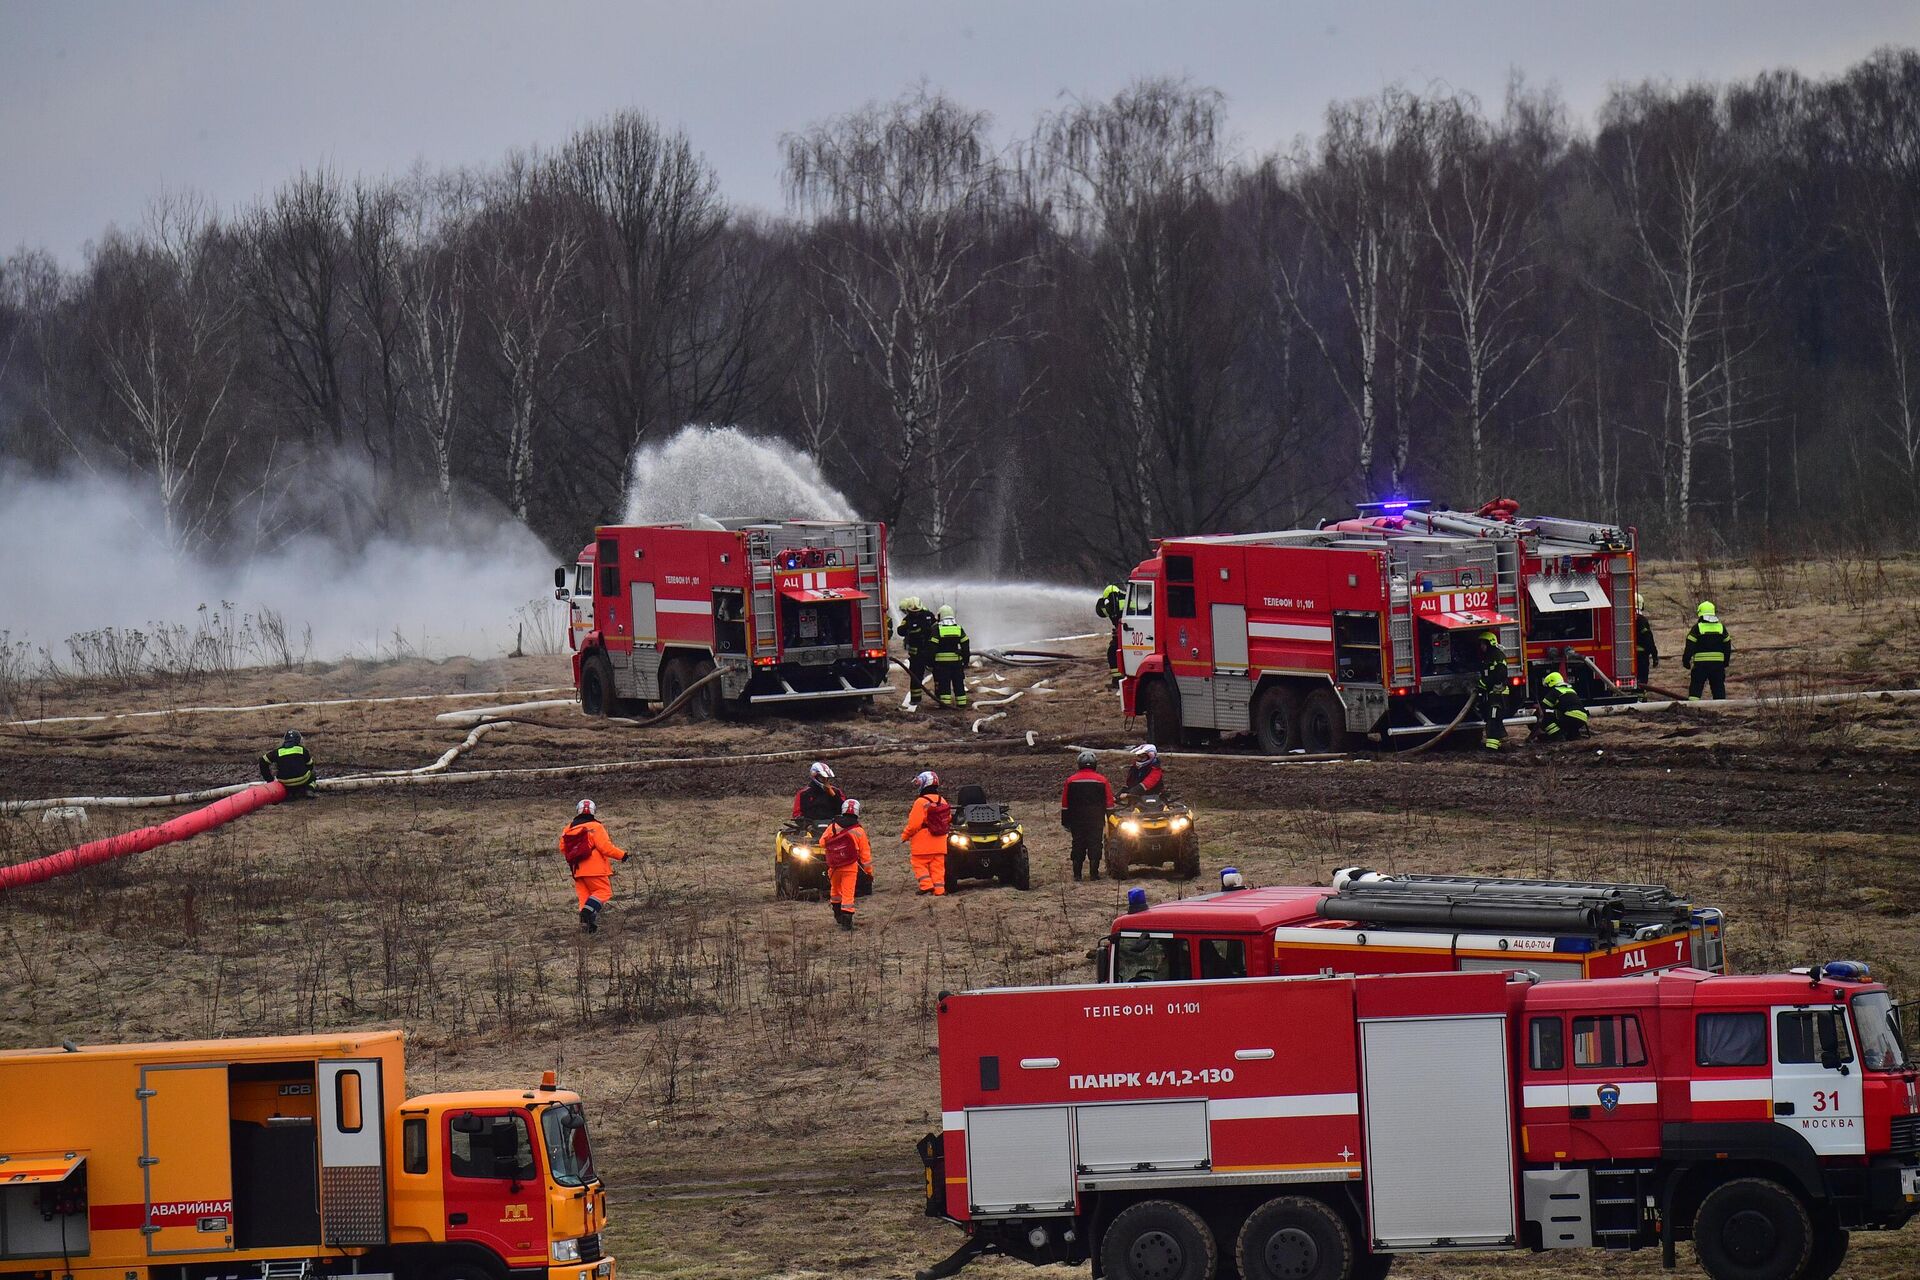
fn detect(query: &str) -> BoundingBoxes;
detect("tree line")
[2,49,1917,576]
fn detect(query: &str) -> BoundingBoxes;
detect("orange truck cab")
[0,1032,613,1280]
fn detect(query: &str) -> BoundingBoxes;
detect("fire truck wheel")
[1298,688,1352,754]
[1142,681,1183,749]
[1100,1199,1217,1280]
[1236,1195,1352,1280]
[1691,1177,1812,1280]
[580,655,617,717]
[1252,685,1302,755]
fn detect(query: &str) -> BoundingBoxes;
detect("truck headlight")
[553,1239,581,1262]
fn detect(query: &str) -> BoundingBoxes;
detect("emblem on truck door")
[1598,1084,1621,1112]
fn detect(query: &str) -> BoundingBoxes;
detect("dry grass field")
[3,556,1918,1280]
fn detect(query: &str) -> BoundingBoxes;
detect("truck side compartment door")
[140,1064,235,1255]
[317,1060,387,1246]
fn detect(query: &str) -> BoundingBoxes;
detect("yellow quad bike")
[1104,792,1199,880]
[943,784,1033,892]
[774,819,873,901]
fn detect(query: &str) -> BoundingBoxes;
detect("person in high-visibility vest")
[557,799,629,933]
[258,730,316,798]
[1096,584,1126,687]
[1682,600,1733,700]
[896,596,937,709]
[822,797,874,931]
[1537,671,1592,743]
[1475,632,1510,751]
[1633,593,1659,691]
[931,606,971,708]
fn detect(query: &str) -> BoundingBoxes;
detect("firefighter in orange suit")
[823,797,874,931]
[557,798,628,933]
[900,770,953,895]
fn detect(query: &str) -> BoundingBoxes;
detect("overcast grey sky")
[5,0,1918,264]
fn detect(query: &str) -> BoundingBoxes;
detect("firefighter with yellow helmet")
[1474,631,1509,751]
[1537,671,1591,743]
[897,596,938,708]
[1683,600,1732,700]
[931,605,971,709]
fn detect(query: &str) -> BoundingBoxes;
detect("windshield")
[540,1102,597,1187]
[1853,992,1908,1070]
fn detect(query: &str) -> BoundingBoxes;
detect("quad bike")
[943,785,1033,892]
[1104,793,1200,880]
[774,819,873,901]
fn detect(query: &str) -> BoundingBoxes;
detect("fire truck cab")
[1099,873,1727,986]
[565,517,890,719]
[1323,500,1639,703]
[0,1031,613,1280]
[918,965,1918,1280]
[1118,529,1527,754]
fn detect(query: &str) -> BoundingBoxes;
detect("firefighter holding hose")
[1536,672,1592,744]
[259,730,316,799]
[1475,632,1510,751]
[823,798,873,931]
[1096,584,1126,688]
[897,597,937,709]
[558,799,629,933]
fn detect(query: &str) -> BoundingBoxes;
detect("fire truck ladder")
[1320,874,1695,937]
[745,526,781,654]
[260,1262,314,1280]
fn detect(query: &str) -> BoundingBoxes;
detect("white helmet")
[914,770,940,790]
[841,797,861,817]
[809,761,836,781]
[576,798,596,816]
[1131,743,1158,762]
[900,596,923,612]
[938,605,955,621]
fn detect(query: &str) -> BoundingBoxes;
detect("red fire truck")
[558,518,891,718]
[1100,872,1726,986]
[1116,529,1528,753]
[917,965,1918,1280]
[1323,500,1639,702]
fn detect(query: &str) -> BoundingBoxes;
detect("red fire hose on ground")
[0,780,287,892]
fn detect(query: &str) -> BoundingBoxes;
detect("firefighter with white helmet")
[1536,671,1591,743]
[931,605,971,709]
[1683,600,1732,700]
[1060,749,1115,881]
[557,798,629,933]
[792,760,847,821]
[901,770,953,894]
[1474,631,1510,751]
[822,797,873,931]
[896,596,937,709]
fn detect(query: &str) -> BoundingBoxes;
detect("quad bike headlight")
[790,847,813,861]
[1170,816,1190,832]
[1121,820,1141,836]
[1004,831,1021,845]
[949,834,972,848]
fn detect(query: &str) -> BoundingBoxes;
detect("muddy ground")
[2,557,1917,1279]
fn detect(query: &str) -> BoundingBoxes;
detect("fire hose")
[0,781,287,891]
[440,665,734,730]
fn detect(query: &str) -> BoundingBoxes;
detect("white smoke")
[621,425,1097,650]
[624,424,854,523]
[0,469,559,661]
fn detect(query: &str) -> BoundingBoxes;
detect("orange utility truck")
[0,1031,612,1280]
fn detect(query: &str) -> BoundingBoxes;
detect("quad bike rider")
[776,762,869,900]
[943,783,1032,892]
[1104,744,1199,880]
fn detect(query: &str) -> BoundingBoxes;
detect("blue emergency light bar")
[1356,498,1432,514]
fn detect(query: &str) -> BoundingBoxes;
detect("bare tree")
[243,169,350,448]
[80,194,245,551]
[785,87,1033,554]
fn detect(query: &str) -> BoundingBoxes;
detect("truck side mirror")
[451,1112,485,1134]
[1817,1016,1847,1072]
[1093,937,1113,982]
[555,567,568,590]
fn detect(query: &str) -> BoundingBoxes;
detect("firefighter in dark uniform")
[1475,631,1509,751]
[792,761,846,821]
[1060,750,1115,881]
[896,596,937,708]
[1096,584,1126,687]
[1683,600,1733,700]
[931,605,971,708]
[1537,671,1591,743]
[1633,593,1659,692]
[259,730,316,798]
